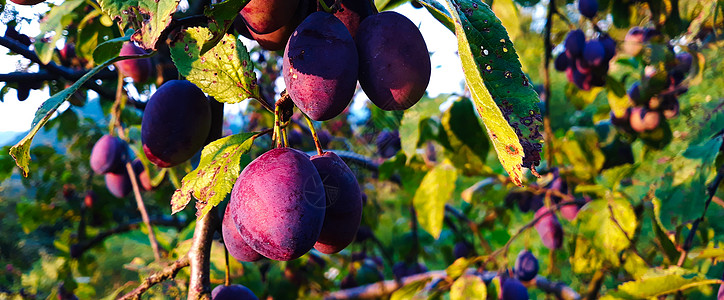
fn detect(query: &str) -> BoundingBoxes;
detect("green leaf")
[556,127,605,182]
[446,257,473,279]
[442,97,489,162]
[390,278,429,300]
[34,0,85,64]
[92,29,134,64]
[399,95,447,160]
[201,0,253,55]
[412,161,457,239]
[576,199,637,255]
[653,137,722,231]
[98,0,179,49]
[450,274,486,300]
[9,55,131,176]
[606,267,723,298]
[444,0,543,186]
[170,28,260,104]
[417,0,455,32]
[171,132,257,218]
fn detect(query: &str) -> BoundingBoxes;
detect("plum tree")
[501,277,529,300]
[310,152,363,254]
[105,171,131,198]
[376,129,401,158]
[115,42,152,83]
[240,0,299,34]
[90,135,127,174]
[577,0,598,19]
[356,11,430,111]
[211,284,258,300]
[534,207,563,249]
[283,12,358,121]
[514,250,539,282]
[222,205,262,262]
[229,147,326,261]
[142,80,211,168]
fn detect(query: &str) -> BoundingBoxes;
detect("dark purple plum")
[534,207,563,249]
[514,250,539,282]
[578,0,598,18]
[599,34,616,62]
[453,241,471,259]
[673,52,693,74]
[501,277,529,300]
[222,205,262,262]
[628,82,642,104]
[115,42,152,83]
[583,40,605,66]
[283,12,358,121]
[241,0,300,34]
[629,107,661,133]
[357,11,430,111]
[229,148,326,261]
[340,273,358,289]
[554,53,569,72]
[376,129,401,159]
[211,284,258,300]
[105,171,131,198]
[90,135,127,174]
[564,30,586,58]
[142,80,211,168]
[392,262,427,279]
[311,152,363,254]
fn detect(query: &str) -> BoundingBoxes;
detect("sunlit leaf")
[606,266,723,298]
[413,161,457,239]
[444,0,543,186]
[170,28,260,104]
[171,132,256,218]
[98,0,179,49]
[450,274,486,300]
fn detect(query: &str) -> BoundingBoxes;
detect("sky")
[0,1,466,134]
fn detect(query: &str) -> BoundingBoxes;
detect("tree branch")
[118,255,191,300]
[187,208,218,300]
[324,269,580,300]
[0,36,116,99]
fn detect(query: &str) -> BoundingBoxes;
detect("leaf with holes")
[9,55,135,177]
[444,0,543,186]
[170,27,260,104]
[98,0,179,50]
[171,132,256,218]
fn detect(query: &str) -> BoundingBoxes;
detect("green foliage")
[171,132,256,217]
[98,0,179,49]
[413,161,457,239]
[170,28,260,104]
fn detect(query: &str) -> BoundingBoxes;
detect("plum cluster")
[554,29,616,90]
[611,27,693,148]
[89,136,151,198]
[223,148,363,261]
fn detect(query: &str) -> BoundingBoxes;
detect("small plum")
[90,135,128,174]
[578,0,599,18]
[115,42,153,83]
[534,207,563,249]
[564,30,586,58]
[211,284,258,300]
[622,27,645,56]
[514,250,539,282]
[501,277,529,300]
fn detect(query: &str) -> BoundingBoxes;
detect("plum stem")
[304,114,325,156]
[273,103,282,148]
[317,0,332,13]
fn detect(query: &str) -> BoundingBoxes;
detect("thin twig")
[542,0,555,165]
[119,255,191,300]
[126,161,163,262]
[304,114,324,156]
[677,166,724,266]
[607,203,652,267]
